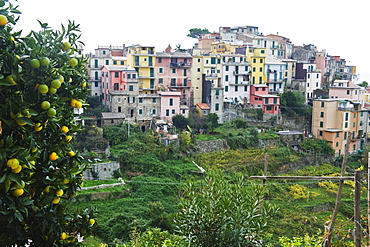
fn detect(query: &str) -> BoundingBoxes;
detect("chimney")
[165,44,172,53]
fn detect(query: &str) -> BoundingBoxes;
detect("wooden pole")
[263,153,268,186]
[354,169,362,246]
[324,132,351,247]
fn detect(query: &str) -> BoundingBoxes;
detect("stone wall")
[83,161,120,180]
[195,139,229,153]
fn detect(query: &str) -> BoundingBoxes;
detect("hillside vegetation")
[72,118,367,246]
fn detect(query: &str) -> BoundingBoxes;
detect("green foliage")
[0,1,95,245]
[75,126,109,153]
[172,114,188,130]
[300,138,335,155]
[205,113,219,132]
[174,170,279,247]
[359,81,368,88]
[280,91,310,116]
[187,28,210,38]
[123,227,185,247]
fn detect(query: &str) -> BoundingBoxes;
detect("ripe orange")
[56,189,64,197]
[52,197,60,204]
[61,126,69,133]
[62,178,69,184]
[67,151,75,157]
[34,123,43,132]
[38,84,49,94]
[74,101,82,109]
[60,232,67,240]
[41,101,51,110]
[49,152,58,161]
[12,189,24,197]
[7,158,20,169]
[0,15,8,26]
[69,58,78,67]
[70,98,77,107]
[82,82,87,87]
[89,219,95,225]
[65,135,72,142]
[11,164,22,173]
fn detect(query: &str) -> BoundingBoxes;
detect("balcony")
[170,84,190,88]
[170,62,192,67]
[229,81,249,86]
[233,71,250,76]
[138,72,155,78]
[338,107,356,111]
[206,73,218,79]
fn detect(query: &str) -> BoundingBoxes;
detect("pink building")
[156,47,192,107]
[329,80,365,105]
[157,90,186,122]
[249,84,280,114]
[101,65,137,106]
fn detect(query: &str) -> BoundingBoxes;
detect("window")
[158,57,162,63]
[127,74,131,79]
[114,83,119,90]
[139,98,143,103]
[197,68,200,72]
[345,122,348,128]
[120,61,124,65]
[158,78,163,84]
[183,78,187,86]
[336,142,339,147]
[113,61,117,65]
[94,59,98,68]
[253,58,256,63]
[172,109,176,114]
[225,66,229,71]
[266,106,272,111]
[316,74,319,78]
[253,67,256,72]
[225,75,229,81]
[259,67,263,72]
[346,90,350,95]
[336,132,340,138]
[308,74,310,79]
[344,132,347,139]
[129,85,134,91]
[259,77,262,83]
[172,68,176,73]
[95,81,98,87]
[166,109,169,116]
[94,71,98,80]
[260,59,263,63]
[321,102,325,107]
[345,113,349,121]
[244,86,248,91]
[215,103,219,111]
[215,90,219,96]
[114,72,119,78]
[319,121,323,127]
[225,86,229,92]
[105,60,109,65]
[117,98,121,103]
[319,131,323,136]
[138,109,143,115]
[307,83,310,87]
[152,98,156,103]
[320,112,324,117]
[353,122,356,127]
[169,98,173,106]
[235,86,238,92]
[353,113,357,118]
[159,68,163,73]
[171,78,176,86]
[152,109,156,115]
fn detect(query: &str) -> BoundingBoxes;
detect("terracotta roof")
[196,103,210,109]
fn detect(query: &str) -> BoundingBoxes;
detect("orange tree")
[0,1,95,246]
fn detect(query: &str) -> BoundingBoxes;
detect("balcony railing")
[170,62,192,67]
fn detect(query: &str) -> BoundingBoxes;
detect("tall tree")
[0,1,95,245]
[280,91,310,116]
[187,28,210,38]
[174,170,279,246]
[172,114,188,130]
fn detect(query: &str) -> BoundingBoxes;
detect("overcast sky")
[15,0,370,82]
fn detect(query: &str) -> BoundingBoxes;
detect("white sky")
[14,0,370,82]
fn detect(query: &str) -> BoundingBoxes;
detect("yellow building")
[246,47,266,84]
[127,45,156,94]
[312,99,360,156]
[210,41,243,54]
